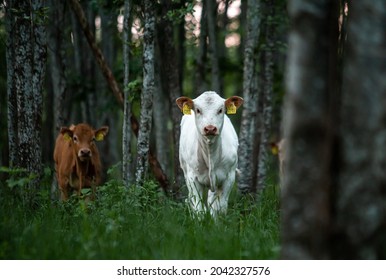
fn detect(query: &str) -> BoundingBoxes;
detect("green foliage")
[124,79,142,102]
[164,1,195,24]
[0,167,37,190]
[0,177,280,260]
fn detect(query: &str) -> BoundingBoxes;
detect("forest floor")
[0,169,280,260]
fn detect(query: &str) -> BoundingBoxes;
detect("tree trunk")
[237,0,261,194]
[157,0,184,194]
[333,0,386,259]
[194,0,209,94]
[47,0,68,200]
[5,0,47,205]
[122,0,133,186]
[256,0,275,192]
[153,68,169,177]
[206,0,221,94]
[135,0,155,185]
[98,7,120,178]
[281,0,338,259]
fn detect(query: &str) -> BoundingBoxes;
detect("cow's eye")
[196,108,201,114]
[73,136,78,142]
[218,108,223,114]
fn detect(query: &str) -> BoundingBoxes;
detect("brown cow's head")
[60,123,109,162]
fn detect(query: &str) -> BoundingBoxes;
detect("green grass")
[0,176,280,260]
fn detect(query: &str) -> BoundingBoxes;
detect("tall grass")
[0,171,280,260]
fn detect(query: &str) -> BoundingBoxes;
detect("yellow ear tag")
[63,133,71,141]
[226,103,237,114]
[95,133,104,141]
[271,145,279,156]
[183,104,191,115]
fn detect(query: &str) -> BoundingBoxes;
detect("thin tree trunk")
[256,0,275,192]
[158,0,184,194]
[238,0,260,194]
[48,0,68,200]
[218,0,230,65]
[98,8,119,178]
[153,68,169,176]
[195,0,209,94]
[48,0,67,131]
[135,0,155,185]
[206,0,221,93]
[122,0,133,186]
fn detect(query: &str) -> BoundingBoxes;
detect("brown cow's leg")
[60,185,69,201]
[91,180,96,200]
[77,175,83,197]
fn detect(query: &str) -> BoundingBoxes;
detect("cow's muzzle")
[78,148,92,161]
[204,125,218,136]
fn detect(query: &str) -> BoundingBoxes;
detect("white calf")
[176,91,243,216]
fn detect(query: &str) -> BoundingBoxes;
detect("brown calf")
[53,123,109,200]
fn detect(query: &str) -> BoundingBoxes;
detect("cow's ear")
[95,126,109,142]
[60,127,73,141]
[176,97,194,115]
[225,96,244,115]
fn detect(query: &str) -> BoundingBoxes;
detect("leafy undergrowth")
[0,178,280,260]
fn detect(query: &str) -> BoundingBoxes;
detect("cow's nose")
[204,125,217,136]
[79,149,91,157]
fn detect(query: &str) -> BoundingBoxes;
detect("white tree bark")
[6,0,47,202]
[135,0,155,185]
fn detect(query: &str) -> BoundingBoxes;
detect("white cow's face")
[193,92,225,138]
[176,91,244,142]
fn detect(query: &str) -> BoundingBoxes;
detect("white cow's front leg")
[186,178,206,215]
[208,175,235,217]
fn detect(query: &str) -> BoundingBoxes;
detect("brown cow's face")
[61,124,109,162]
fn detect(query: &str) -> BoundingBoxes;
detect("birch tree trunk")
[135,0,155,185]
[5,0,47,205]
[238,0,260,194]
[122,0,133,186]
